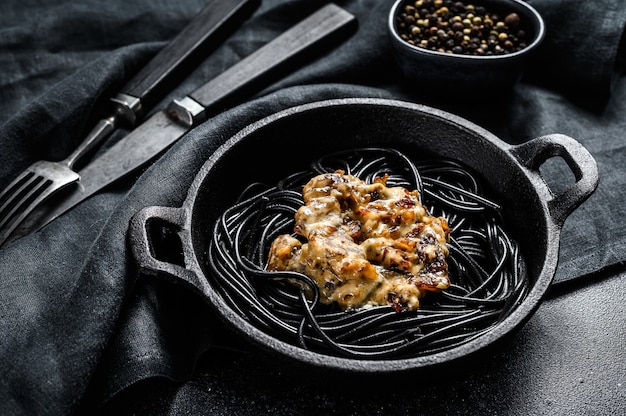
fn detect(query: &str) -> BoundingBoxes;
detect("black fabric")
[1,1,625,415]
[526,0,626,98]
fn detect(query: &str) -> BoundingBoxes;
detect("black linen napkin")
[1,0,626,415]
[526,0,626,100]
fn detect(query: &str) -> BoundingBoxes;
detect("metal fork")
[0,0,258,247]
[0,118,116,243]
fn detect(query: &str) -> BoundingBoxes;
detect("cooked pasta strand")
[205,148,528,359]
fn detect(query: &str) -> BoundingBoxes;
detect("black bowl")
[388,0,545,94]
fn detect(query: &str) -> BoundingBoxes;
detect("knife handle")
[169,3,357,126]
[112,0,259,126]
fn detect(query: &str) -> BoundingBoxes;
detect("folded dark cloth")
[526,0,626,98]
[0,0,625,415]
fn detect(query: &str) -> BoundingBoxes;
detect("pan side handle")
[128,205,207,293]
[510,134,599,226]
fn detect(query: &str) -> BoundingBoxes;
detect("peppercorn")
[395,0,529,56]
[451,21,464,31]
[504,12,520,30]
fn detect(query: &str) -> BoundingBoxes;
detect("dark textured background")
[0,1,625,415]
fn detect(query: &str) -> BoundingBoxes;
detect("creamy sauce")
[267,171,450,311]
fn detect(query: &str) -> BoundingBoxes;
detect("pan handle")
[510,133,599,226]
[128,205,207,293]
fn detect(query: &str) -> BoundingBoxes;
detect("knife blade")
[8,3,357,244]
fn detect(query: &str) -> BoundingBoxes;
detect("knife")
[8,3,357,244]
[69,0,260,160]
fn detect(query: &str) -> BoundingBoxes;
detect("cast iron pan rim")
[186,98,557,372]
[198,97,512,180]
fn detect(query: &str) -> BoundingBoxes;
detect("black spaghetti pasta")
[206,147,529,359]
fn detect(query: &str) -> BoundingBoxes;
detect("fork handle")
[64,116,117,169]
[111,0,259,126]
[65,0,259,169]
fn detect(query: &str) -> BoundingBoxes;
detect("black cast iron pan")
[128,98,598,374]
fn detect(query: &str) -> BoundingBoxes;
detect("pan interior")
[190,100,550,363]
